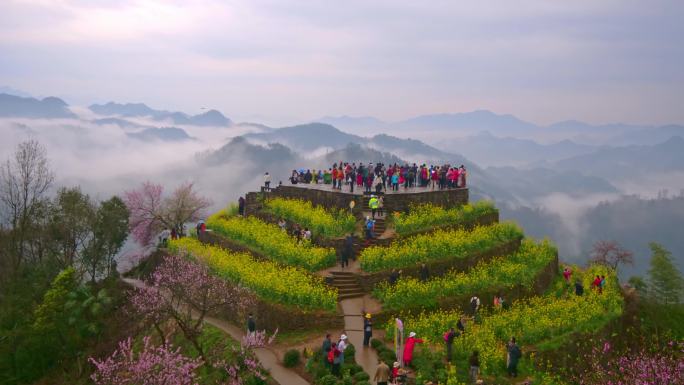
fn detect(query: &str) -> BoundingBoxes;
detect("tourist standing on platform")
[238,196,245,216]
[337,166,344,189]
[459,165,467,187]
[263,172,271,189]
[374,173,383,194]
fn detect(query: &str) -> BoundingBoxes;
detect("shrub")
[264,197,355,238]
[347,363,364,375]
[353,371,370,382]
[206,214,336,271]
[394,201,498,235]
[169,238,337,312]
[283,349,301,368]
[359,222,523,272]
[317,374,339,385]
[343,343,356,362]
[370,338,383,350]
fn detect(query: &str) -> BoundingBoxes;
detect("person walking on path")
[402,332,423,367]
[247,314,256,336]
[321,334,332,367]
[330,342,342,377]
[420,263,429,282]
[369,195,379,219]
[470,296,481,315]
[469,350,480,384]
[263,172,271,189]
[444,327,458,362]
[506,337,522,377]
[363,313,373,346]
[341,234,353,268]
[457,317,466,334]
[373,359,390,385]
[563,267,572,284]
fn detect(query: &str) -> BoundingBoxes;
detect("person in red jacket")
[402,332,423,367]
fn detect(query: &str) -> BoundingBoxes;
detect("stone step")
[338,287,364,294]
[338,292,365,300]
[333,282,359,289]
[333,279,358,285]
[330,271,356,276]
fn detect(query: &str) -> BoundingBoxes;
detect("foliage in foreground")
[571,340,683,385]
[393,200,498,236]
[206,213,336,271]
[375,239,557,311]
[386,265,623,376]
[169,238,338,312]
[263,197,355,238]
[359,222,523,272]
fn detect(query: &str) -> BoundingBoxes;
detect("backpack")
[327,349,335,363]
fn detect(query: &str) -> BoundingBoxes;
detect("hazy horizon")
[2,0,683,127]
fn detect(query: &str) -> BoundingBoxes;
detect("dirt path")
[339,296,382,379]
[122,278,311,385]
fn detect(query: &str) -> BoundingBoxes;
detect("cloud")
[1,0,683,126]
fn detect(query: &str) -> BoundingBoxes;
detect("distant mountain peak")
[0,93,76,119]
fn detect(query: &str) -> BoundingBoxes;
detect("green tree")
[648,242,684,304]
[84,196,129,283]
[627,275,648,297]
[49,187,95,269]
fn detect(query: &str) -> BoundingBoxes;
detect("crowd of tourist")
[289,162,467,193]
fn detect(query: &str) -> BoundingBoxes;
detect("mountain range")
[89,102,232,126]
[0,93,76,119]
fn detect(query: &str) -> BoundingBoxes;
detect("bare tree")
[0,140,54,271]
[590,240,634,272]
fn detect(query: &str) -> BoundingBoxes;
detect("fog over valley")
[1,91,683,278]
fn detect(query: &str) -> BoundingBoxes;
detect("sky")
[1,0,683,126]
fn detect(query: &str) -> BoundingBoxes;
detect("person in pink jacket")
[402,332,424,366]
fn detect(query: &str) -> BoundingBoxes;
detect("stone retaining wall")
[260,185,469,214]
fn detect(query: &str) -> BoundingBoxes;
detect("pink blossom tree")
[124,182,211,245]
[573,340,684,385]
[89,335,203,385]
[130,254,254,361]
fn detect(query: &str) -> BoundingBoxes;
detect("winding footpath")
[122,278,310,385]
